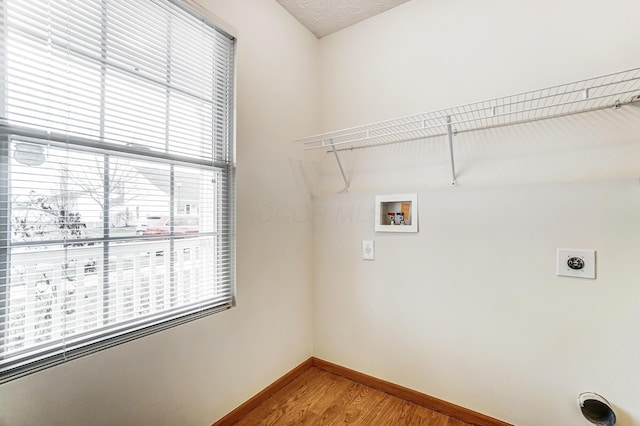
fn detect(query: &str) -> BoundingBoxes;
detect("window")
[0,0,236,382]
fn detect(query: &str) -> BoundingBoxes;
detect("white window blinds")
[0,0,236,382]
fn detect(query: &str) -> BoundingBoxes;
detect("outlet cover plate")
[557,249,596,279]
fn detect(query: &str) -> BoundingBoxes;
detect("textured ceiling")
[276,0,410,38]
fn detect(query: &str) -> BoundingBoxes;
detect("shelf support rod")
[330,138,350,192]
[446,116,457,186]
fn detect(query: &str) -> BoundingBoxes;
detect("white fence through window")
[6,237,217,355]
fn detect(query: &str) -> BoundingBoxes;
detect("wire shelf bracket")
[296,67,640,189]
[446,116,457,186]
[330,138,350,192]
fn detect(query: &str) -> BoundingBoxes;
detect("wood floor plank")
[336,382,379,424]
[231,367,478,426]
[407,408,434,426]
[288,374,355,425]
[378,398,419,425]
[347,389,392,425]
[397,400,420,424]
[233,369,319,426]
[314,382,364,425]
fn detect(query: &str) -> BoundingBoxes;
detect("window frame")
[0,0,236,383]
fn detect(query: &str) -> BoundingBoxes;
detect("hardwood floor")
[232,367,475,426]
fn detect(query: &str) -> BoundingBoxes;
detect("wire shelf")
[297,67,640,152]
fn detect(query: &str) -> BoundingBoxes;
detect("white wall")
[0,1,318,425]
[313,0,640,425]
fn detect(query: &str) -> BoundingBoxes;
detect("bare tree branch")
[68,157,139,211]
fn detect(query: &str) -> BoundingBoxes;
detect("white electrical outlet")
[362,240,375,260]
[557,249,596,279]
